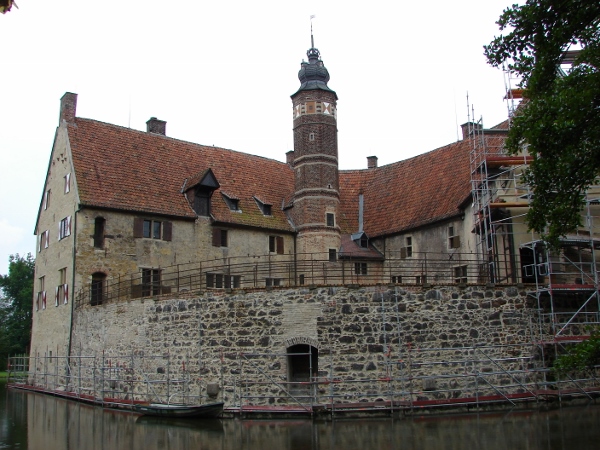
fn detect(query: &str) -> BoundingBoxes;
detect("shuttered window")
[212,229,228,247]
[133,218,172,241]
[59,216,71,240]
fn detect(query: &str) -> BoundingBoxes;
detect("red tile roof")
[67,117,506,240]
[339,139,476,237]
[68,119,295,232]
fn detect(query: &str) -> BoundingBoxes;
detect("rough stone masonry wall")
[69,284,539,407]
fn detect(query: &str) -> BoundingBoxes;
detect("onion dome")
[292,46,337,98]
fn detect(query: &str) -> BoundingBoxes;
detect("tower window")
[326,213,335,227]
[309,132,315,141]
[329,249,337,262]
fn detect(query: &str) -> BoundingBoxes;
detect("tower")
[290,36,340,259]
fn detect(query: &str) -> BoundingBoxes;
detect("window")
[449,226,460,249]
[142,219,161,239]
[391,275,402,284]
[206,273,241,289]
[133,218,172,241]
[254,197,272,216]
[329,249,337,262]
[43,189,50,210]
[59,216,72,240]
[416,275,427,284]
[299,274,305,285]
[37,276,46,311]
[39,230,49,252]
[360,235,368,248]
[326,213,335,227]
[454,265,468,284]
[309,132,315,141]
[269,236,284,254]
[222,193,240,212]
[265,278,282,287]
[90,272,106,306]
[94,217,105,248]
[354,262,367,275]
[141,268,161,296]
[212,229,228,247]
[57,268,68,306]
[401,236,413,258]
[64,173,71,193]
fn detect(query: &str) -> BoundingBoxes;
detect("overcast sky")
[0,0,515,275]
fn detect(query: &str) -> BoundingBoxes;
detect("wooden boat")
[134,401,224,418]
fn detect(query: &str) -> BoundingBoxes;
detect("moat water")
[2,380,600,450]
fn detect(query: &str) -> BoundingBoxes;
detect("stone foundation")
[66,284,547,407]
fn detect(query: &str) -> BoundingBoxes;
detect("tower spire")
[310,14,315,49]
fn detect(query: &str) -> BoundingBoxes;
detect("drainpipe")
[66,205,80,386]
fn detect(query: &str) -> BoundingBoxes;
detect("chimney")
[146,117,167,135]
[367,156,378,169]
[460,122,482,140]
[286,150,295,166]
[59,92,78,125]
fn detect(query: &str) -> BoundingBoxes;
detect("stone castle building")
[28,39,600,409]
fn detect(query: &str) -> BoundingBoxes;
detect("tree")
[0,253,34,370]
[553,328,600,377]
[484,1,600,248]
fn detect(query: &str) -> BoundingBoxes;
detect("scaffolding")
[8,351,205,408]
[468,80,600,385]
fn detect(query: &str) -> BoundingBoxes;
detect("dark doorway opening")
[287,344,318,382]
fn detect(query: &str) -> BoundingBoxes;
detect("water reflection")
[2,380,600,449]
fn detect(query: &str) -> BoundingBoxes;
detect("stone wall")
[69,284,540,407]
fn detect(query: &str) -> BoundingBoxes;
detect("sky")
[0,0,515,275]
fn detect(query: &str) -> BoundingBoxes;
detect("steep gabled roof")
[68,118,295,232]
[339,139,475,237]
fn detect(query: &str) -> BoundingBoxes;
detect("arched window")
[90,272,106,306]
[94,217,105,248]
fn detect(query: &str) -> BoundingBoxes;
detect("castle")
[27,39,600,410]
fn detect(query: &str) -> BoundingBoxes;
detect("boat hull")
[135,402,224,418]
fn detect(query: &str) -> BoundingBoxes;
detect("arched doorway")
[287,344,318,383]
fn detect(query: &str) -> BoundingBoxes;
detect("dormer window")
[222,192,241,212]
[184,169,220,217]
[351,231,369,248]
[254,197,273,216]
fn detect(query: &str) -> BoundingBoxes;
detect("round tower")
[290,40,340,259]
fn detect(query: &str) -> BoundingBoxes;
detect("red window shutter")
[212,228,221,247]
[276,236,284,254]
[67,216,72,236]
[133,218,144,238]
[162,221,173,241]
[63,284,68,304]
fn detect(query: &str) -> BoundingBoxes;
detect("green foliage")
[484,1,600,248]
[553,329,600,377]
[0,254,35,369]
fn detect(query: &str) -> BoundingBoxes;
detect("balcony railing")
[72,250,592,309]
